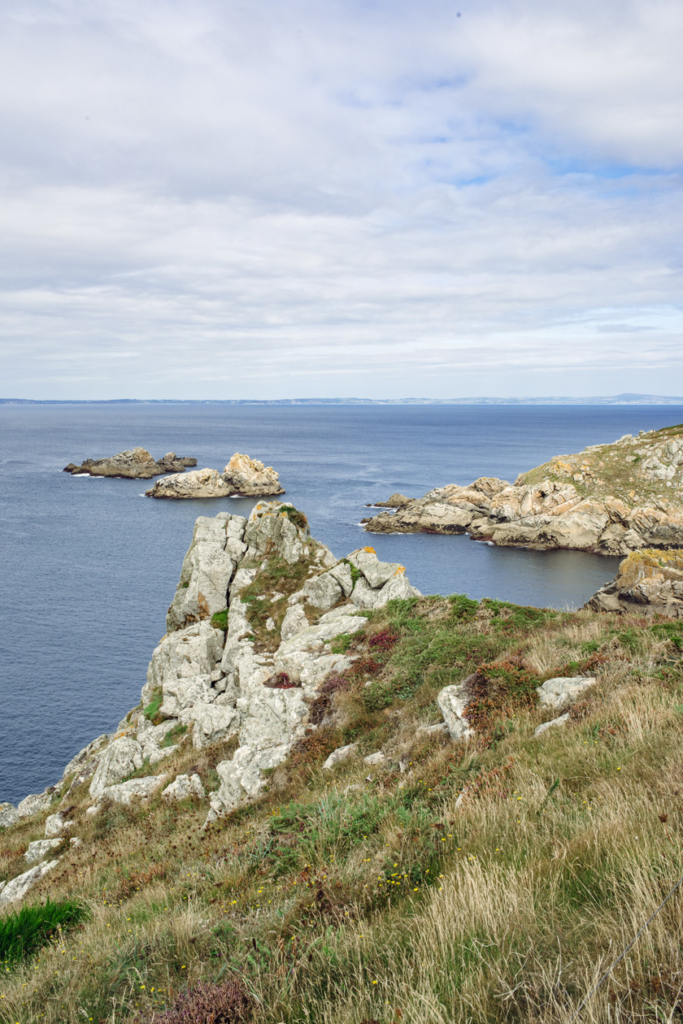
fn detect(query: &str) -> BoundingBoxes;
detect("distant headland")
[2,393,683,406]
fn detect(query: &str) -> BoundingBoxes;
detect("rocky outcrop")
[367,493,412,508]
[222,453,284,496]
[64,448,196,478]
[363,425,683,556]
[586,549,683,618]
[146,453,284,499]
[0,860,59,906]
[0,501,420,853]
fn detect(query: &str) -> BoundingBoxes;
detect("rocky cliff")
[0,502,420,906]
[63,448,196,478]
[586,548,683,617]
[363,423,683,555]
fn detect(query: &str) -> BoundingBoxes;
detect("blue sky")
[1,0,682,399]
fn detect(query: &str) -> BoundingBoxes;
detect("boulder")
[537,677,596,710]
[0,803,19,828]
[323,743,358,769]
[363,751,386,766]
[17,792,53,819]
[0,860,59,906]
[534,713,571,737]
[25,838,63,865]
[146,468,233,499]
[222,453,284,496]
[162,774,205,803]
[437,683,474,741]
[45,812,72,838]
[97,775,166,806]
[280,604,309,641]
[89,737,144,800]
[64,448,196,478]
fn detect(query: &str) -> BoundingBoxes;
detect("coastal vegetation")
[2,592,683,1022]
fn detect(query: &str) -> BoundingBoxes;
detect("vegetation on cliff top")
[1,594,683,1022]
[517,422,683,503]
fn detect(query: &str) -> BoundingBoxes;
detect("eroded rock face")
[64,448,196,478]
[586,549,683,618]
[363,427,683,556]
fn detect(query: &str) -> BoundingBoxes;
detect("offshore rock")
[364,425,683,556]
[222,453,284,496]
[146,453,284,499]
[64,448,196,478]
[586,549,683,618]
[146,468,233,499]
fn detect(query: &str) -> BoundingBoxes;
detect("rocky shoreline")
[363,424,683,556]
[585,548,683,618]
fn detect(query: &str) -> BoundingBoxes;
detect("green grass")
[0,899,87,965]
[142,688,163,723]
[210,609,228,630]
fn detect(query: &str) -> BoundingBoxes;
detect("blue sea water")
[1,402,682,804]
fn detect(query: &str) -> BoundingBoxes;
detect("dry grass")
[1,598,683,1023]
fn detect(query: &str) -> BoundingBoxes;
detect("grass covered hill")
[1,589,683,1023]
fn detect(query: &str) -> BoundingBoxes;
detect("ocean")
[1,402,681,804]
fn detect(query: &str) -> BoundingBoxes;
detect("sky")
[1,0,682,400]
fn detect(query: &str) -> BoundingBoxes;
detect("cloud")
[0,0,681,398]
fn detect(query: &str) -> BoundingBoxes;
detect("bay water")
[1,403,681,803]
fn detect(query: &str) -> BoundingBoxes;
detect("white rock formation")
[0,803,19,828]
[45,812,72,838]
[162,774,205,802]
[97,775,166,806]
[146,468,233,499]
[0,860,59,906]
[437,684,474,741]
[323,743,358,769]
[535,713,571,737]
[17,792,53,818]
[25,838,63,864]
[537,676,596,710]
[89,737,144,801]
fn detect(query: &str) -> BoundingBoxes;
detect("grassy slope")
[516,423,683,503]
[1,597,683,1023]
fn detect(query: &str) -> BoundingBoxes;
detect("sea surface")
[1,403,682,804]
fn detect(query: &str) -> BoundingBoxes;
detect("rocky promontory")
[363,423,683,555]
[145,452,284,499]
[63,448,196,479]
[586,548,683,617]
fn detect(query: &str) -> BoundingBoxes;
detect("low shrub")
[278,505,309,532]
[0,899,87,964]
[142,977,252,1023]
[210,609,228,630]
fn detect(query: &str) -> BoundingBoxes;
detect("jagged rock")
[45,812,72,838]
[437,683,474,741]
[348,548,404,588]
[274,614,365,695]
[137,719,182,764]
[364,426,683,555]
[0,803,19,828]
[328,561,354,596]
[97,775,166,806]
[61,734,110,786]
[323,743,358,769]
[243,503,309,564]
[537,677,596,710]
[180,702,240,749]
[586,549,683,618]
[17,792,53,819]
[222,453,284,496]
[303,572,343,611]
[0,860,59,906]
[166,515,245,632]
[535,713,571,737]
[146,468,233,499]
[144,621,225,711]
[280,604,309,641]
[89,737,144,801]
[25,838,63,864]
[162,774,205,802]
[64,448,196,478]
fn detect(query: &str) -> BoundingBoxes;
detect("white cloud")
[0,0,682,397]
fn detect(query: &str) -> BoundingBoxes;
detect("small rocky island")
[363,423,683,555]
[63,447,197,479]
[145,452,284,499]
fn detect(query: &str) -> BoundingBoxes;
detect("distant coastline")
[2,394,683,407]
